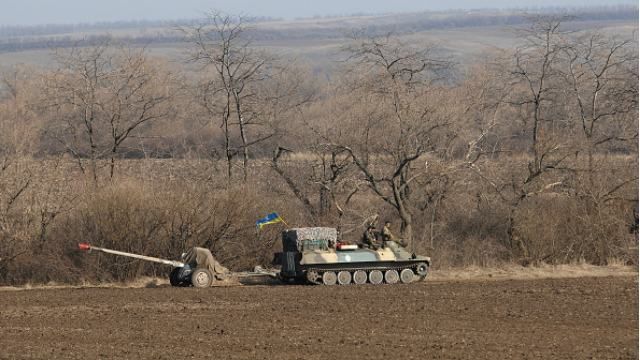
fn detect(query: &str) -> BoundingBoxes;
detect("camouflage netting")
[183,247,229,278]
[282,227,337,251]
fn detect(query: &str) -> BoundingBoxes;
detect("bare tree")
[488,17,575,258]
[44,43,109,182]
[0,65,42,156]
[0,157,32,272]
[184,12,273,182]
[271,145,356,224]
[464,17,638,263]
[42,41,173,183]
[564,32,638,189]
[335,34,455,246]
[102,50,174,179]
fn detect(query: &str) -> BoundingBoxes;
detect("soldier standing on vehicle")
[382,221,407,247]
[381,221,396,241]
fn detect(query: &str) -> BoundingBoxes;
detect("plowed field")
[0,276,637,359]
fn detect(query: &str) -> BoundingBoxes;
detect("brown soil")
[0,276,637,359]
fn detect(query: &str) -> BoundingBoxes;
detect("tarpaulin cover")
[282,227,338,251]
[183,247,229,278]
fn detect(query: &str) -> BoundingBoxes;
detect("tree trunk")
[110,151,116,180]
[400,216,413,246]
[429,195,441,249]
[392,182,413,246]
[271,152,317,219]
[109,135,119,180]
[234,90,249,182]
[319,185,331,218]
[223,92,232,182]
[507,200,529,261]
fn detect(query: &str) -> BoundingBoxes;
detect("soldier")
[361,225,379,250]
[381,221,407,247]
[381,221,396,241]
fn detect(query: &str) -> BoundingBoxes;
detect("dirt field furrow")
[0,276,637,359]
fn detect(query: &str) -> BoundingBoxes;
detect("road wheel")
[384,269,399,284]
[353,270,368,285]
[322,271,337,286]
[400,268,415,284]
[306,270,321,284]
[337,271,352,285]
[369,270,383,285]
[169,267,183,287]
[191,268,213,288]
[415,263,429,277]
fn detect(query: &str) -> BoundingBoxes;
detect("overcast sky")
[0,0,636,26]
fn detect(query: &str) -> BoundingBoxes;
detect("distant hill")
[0,6,636,48]
[0,5,636,71]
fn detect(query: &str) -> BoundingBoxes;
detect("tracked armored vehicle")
[275,227,431,285]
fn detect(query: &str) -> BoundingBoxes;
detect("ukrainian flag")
[256,212,284,230]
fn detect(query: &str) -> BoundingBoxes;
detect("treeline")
[0,16,281,38]
[0,13,637,285]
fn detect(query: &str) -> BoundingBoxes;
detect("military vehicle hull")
[275,228,431,285]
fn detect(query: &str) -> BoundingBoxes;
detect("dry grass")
[430,263,638,282]
[1,264,636,291]
[0,276,169,291]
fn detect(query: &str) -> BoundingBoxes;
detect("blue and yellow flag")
[256,212,285,230]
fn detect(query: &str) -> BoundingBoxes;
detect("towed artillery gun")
[274,227,431,285]
[77,243,276,288]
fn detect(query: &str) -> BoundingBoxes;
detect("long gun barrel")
[78,243,185,268]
